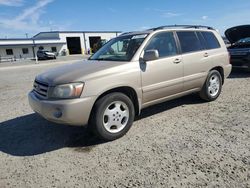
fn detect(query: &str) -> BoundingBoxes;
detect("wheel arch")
[88,86,141,124]
[210,66,224,84]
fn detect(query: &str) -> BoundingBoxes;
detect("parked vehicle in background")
[225,25,250,71]
[29,25,231,141]
[37,50,56,60]
[222,37,231,47]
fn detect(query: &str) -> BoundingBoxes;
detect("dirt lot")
[0,55,88,69]
[0,62,249,188]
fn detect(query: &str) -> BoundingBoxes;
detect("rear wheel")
[89,92,135,141]
[199,70,222,101]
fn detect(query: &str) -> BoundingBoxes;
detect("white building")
[0,31,121,62]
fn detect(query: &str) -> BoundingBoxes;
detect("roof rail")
[120,31,133,35]
[149,25,215,31]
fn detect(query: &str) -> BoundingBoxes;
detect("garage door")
[66,37,82,54]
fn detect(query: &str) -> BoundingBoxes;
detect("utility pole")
[32,38,38,64]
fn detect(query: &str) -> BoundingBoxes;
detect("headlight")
[50,83,84,99]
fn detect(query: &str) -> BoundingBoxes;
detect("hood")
[225,25,250,43]
[36,60,128,86]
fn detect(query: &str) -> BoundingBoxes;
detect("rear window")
[177,31,203,53]
[201,31,221,49]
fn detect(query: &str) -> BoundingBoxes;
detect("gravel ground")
[0,55,88,69]
[0,63,249,188]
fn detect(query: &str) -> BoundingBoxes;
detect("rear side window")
[201,32,221,49]
[145,32,178,58]
[196,32,207,49]
[177,31,203,53]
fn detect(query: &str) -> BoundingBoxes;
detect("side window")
[201,32,221,49]
[6,49,13,55]
[51,47,57,52]
[145,32,178,58]
[177,31,202,53]
[196,32,207,50]
[22,48,29,54]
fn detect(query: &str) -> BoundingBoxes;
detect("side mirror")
[142,49,159,62]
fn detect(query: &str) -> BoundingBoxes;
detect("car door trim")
[143,77,183,93]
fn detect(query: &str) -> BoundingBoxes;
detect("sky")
[0,0,250,38]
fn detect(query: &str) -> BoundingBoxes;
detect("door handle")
[204,52,209,57]
[173,58,181,64]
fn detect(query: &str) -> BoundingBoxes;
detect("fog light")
[53,110,62,118]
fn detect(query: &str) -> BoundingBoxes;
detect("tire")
[89,92,135,141]
[199,70,222,101]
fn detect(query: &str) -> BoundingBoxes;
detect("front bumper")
[28,91,96,126]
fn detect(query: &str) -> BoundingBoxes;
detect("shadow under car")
[0,94,206,157]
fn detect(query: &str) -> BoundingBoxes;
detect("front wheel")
[89,92,135,141]
[199,70,222,101]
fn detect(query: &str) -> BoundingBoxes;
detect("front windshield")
[236,37,250,44]
[90,34,148,61]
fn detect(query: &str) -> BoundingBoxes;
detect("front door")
[141,32,183,105]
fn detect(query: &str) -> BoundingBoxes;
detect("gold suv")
[29,25,232,140]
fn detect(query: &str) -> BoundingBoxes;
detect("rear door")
[200,31,222,68]
[176,31,209,91]
[141,31,183,104]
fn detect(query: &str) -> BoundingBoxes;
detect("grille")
[33,80,49,99]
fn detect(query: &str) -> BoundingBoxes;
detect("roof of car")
[120,25,215,37]
[149,25,215,31]
[120,31,152,36]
